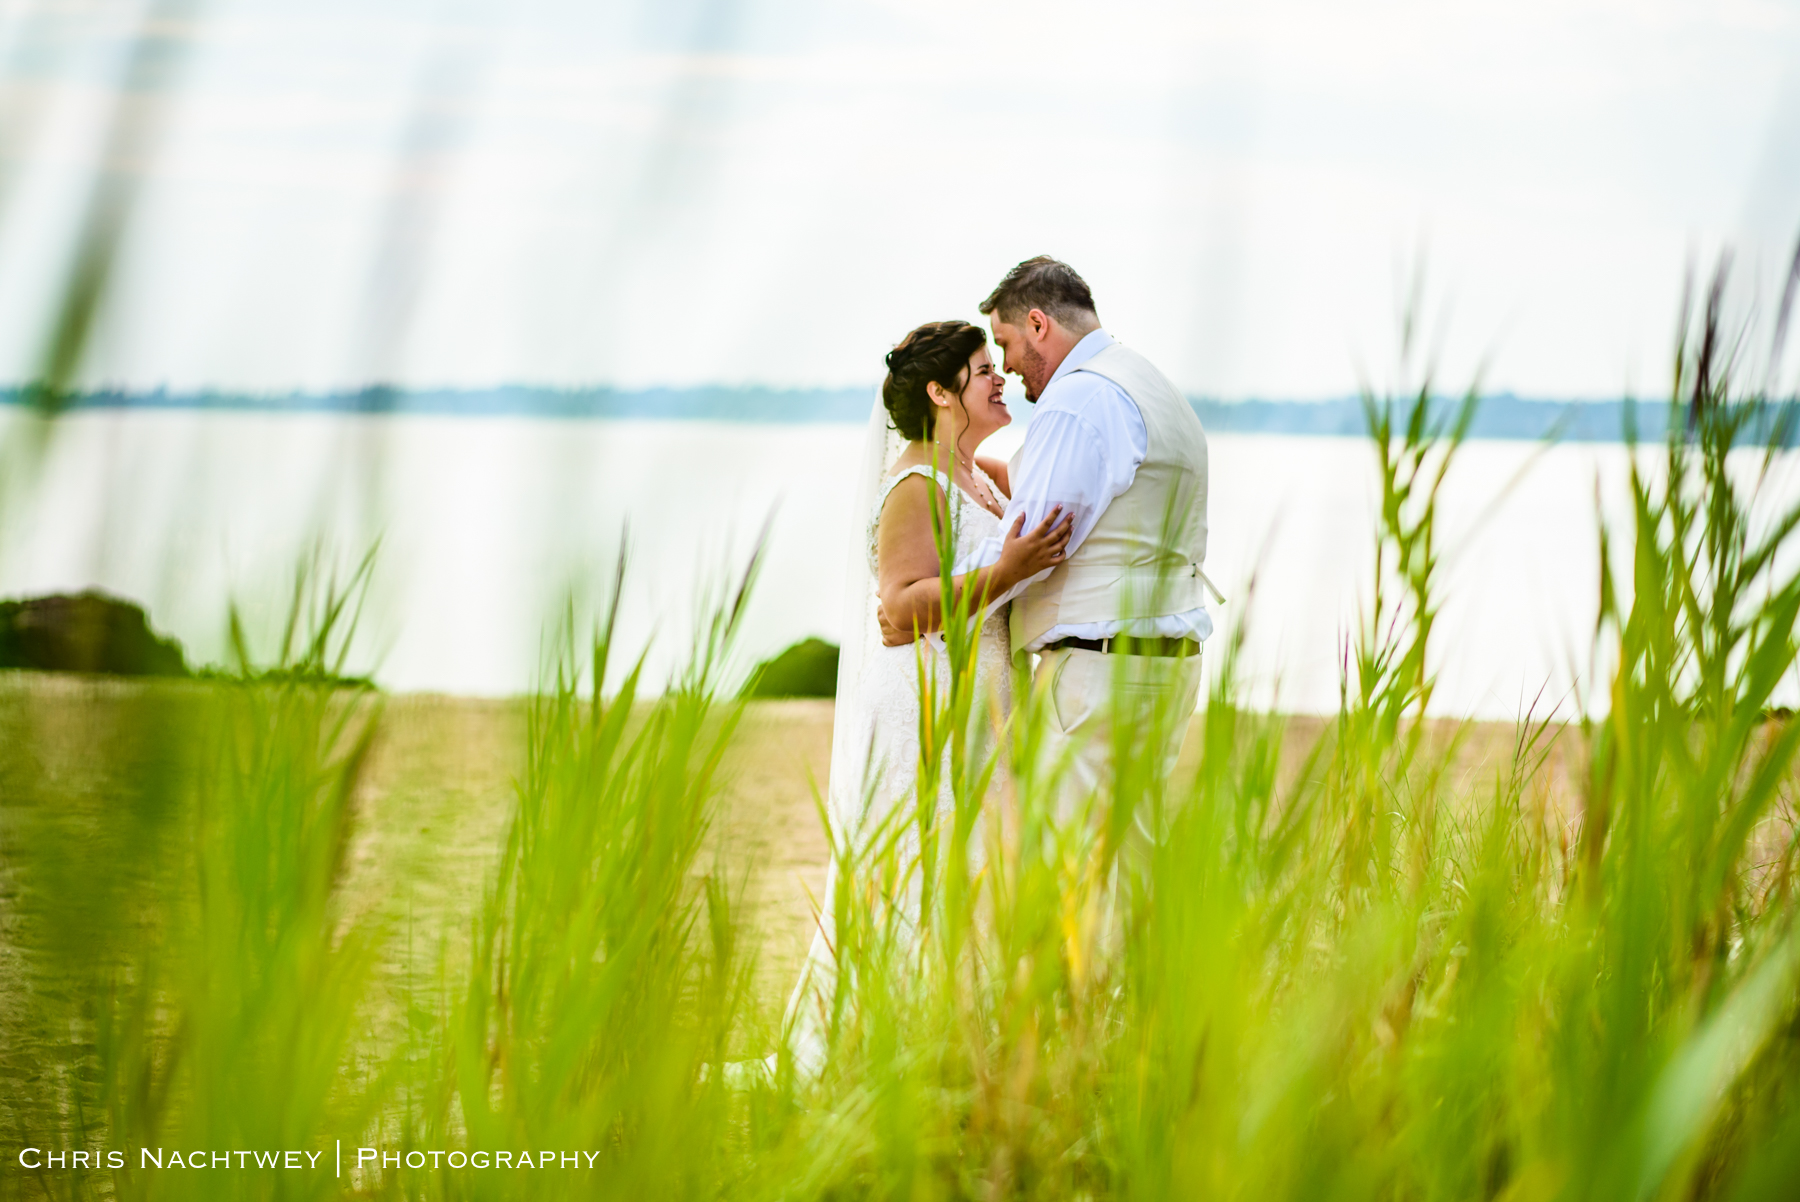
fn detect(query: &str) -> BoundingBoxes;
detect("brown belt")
[1042,635,1198,657]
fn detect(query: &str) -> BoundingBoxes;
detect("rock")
[0,591,189,677]
[741,637,838,698]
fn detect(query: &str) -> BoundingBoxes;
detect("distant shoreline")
[3,385,1784,444]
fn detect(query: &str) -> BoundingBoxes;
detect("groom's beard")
[1020,341,1050,401]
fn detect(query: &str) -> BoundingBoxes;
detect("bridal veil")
[826,396,904,830]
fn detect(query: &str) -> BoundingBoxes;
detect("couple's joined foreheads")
[883,257,1100,438]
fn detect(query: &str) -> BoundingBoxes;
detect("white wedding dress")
[775,441,1014,1079]
[847,461,1014,822]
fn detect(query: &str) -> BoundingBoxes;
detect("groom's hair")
[979,257,1099,330]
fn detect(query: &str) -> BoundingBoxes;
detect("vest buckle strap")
[1043,635,1198,657]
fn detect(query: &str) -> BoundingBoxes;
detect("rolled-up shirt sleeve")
[953,410,1115,608]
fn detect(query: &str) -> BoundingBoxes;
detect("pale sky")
[1,0,1798,399]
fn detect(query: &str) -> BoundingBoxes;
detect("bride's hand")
[998,505,1074,585]
[877,601,913,647]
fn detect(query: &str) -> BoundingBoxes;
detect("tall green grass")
[4,269,1800,1200]
[3,561,386,1201]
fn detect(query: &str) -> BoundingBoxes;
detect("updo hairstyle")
[881,320,988,443]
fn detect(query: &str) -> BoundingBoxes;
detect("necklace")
[927,440,1002,515]
[961,460,1002,516]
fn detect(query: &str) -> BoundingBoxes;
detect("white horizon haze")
[0,0,1795,401]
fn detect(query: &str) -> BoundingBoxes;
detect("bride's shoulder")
[874,456,950,527]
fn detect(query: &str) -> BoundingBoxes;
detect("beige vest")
[1010,342,1210,650]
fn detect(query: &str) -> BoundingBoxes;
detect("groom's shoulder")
[1040,367,1135,431]
[1033,380,1120,436]
[1086,340,1179,386]
[1045,356,1130,407]
[1072,343,1194,416]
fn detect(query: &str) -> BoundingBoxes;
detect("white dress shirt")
[955,328,1215,653]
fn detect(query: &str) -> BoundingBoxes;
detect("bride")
[773,319,1072,1079]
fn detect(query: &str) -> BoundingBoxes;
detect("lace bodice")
[866,461,1006,577]
[849,457,1012,769]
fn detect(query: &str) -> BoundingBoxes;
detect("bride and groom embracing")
[777,255,1215,1079]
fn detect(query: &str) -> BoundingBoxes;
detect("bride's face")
[948,346,1009,441]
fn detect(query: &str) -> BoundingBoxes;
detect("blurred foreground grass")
[0,680,1573,1038]
[2,663,1792,1201]
[0,676,1641,1200]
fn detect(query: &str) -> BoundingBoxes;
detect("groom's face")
[988,312,1052,403]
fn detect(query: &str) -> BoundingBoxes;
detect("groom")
[883,255,1215,817]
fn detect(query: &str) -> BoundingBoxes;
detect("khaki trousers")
[1032,643,1205,838]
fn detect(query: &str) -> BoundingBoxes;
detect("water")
[3,408,1797,719]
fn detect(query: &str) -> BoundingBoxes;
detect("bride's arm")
[876,476,1070,643]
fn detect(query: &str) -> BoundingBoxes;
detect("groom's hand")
[877,602,916,647]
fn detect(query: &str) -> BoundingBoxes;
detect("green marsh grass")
[3,561,386,1201]
[4,272,1800,1199]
